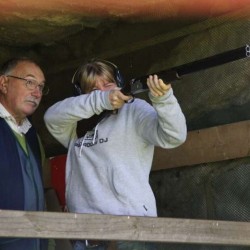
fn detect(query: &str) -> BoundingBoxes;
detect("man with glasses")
[0,57,53,250]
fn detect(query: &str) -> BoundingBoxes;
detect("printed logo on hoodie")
[75,129,108,148]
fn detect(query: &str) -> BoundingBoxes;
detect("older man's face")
[1,61,45,124]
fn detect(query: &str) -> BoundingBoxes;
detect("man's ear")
[0,75,8,94]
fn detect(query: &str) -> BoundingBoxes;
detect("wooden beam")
[0,210,250,246]
[152,120,250,170]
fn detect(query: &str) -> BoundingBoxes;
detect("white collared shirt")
[0,103,31,135]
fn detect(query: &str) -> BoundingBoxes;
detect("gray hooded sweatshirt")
[44,89,186,217]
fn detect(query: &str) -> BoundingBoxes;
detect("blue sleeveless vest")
[0,117,42,210]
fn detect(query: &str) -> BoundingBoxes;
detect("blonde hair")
[72,60,116,94]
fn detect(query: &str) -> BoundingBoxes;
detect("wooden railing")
[0,209,250,246]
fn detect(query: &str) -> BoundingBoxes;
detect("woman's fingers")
[147,75,171,97]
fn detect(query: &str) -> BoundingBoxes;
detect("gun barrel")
[124,44,250,95]
[174,44,250,77]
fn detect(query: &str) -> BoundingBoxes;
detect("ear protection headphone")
[71,59,124,96]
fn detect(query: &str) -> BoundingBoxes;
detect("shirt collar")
[0,102,32,135]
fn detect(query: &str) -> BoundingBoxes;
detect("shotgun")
[121,44,250,96]
[78,45,250,135]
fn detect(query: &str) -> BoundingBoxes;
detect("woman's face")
[90,75,117,92]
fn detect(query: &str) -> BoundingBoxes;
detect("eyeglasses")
[6,75,49,95]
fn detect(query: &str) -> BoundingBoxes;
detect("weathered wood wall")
[152,120,250,170]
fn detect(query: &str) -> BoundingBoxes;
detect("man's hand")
[147,75,171,97]
[109,89,133,109]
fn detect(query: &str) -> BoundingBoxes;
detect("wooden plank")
[0,210,250,246]
[152,120,250,170]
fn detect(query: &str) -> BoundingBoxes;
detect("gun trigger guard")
[125,95,135,104]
